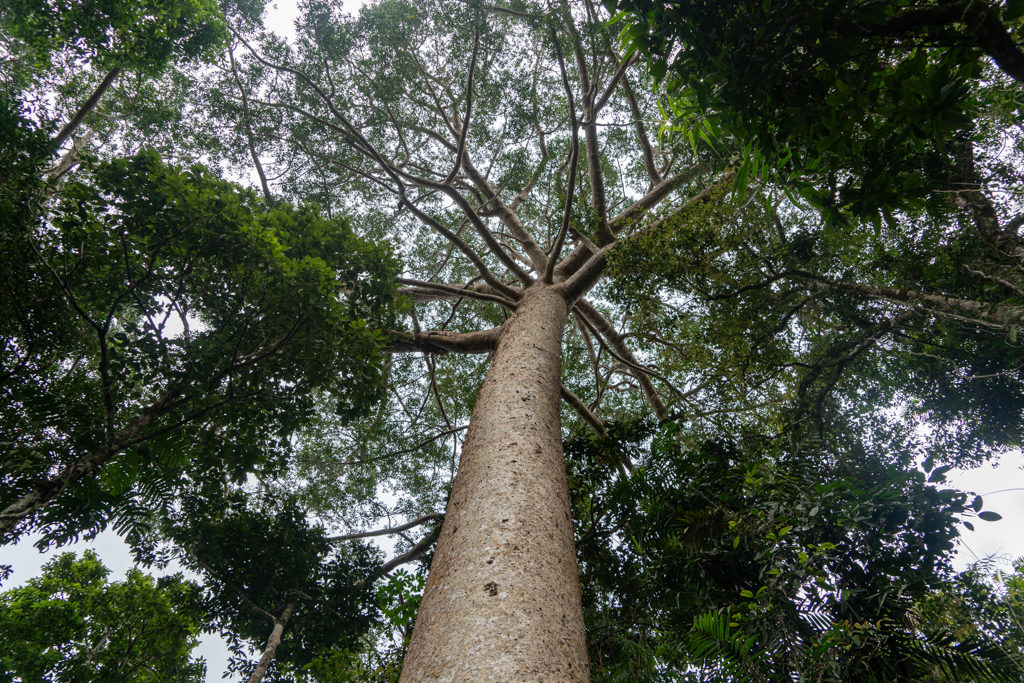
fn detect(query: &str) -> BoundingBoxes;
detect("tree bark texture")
[400,285,589,682]
[247,601,295,683]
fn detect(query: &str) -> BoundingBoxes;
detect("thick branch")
[46,129,96,183]
[561,384,606,437]
[592,53,636,119]
[561,3,613,246]
[388,327,502,354]
[445,28,480,184]
[247,601,296,683]
[463,156,549,272]
[547,30,582,282]
[399,197,520,297]
[620,72,661,186]
[53,67,121,150]
[553,164,712,284]
[361,526,442,588]
[609,164,714,236]
[0,385,179,537]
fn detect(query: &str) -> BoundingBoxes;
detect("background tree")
[0,151,398,545]
[158,486,387,683]
[0,550,206,682]
[568,412,1021,681]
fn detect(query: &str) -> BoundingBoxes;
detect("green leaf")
[928,465,953,483]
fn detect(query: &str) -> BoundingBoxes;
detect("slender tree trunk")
[53,67,121,150]
[247,601,296,683]
[400,284,589,682]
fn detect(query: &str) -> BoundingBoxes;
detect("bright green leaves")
[0,0,229,74]
[0,150,399,545]
[377,568,425,638]
[0,550,206,682]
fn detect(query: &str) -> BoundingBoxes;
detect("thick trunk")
[247,601,295,683]
[400,285,589,682]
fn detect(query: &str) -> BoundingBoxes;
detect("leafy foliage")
[3,0,1024,680]
[0,550,206,682]
[161,489,381,682]
[0,0,229,74]
[567,413,1019,681]
[0,150,399,545]
[607,0,1024,221]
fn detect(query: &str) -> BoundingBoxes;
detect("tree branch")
[327,513,444,543]
[247,601,296,683]
[53,67,121,150]
[388,326,503,354]
[547,29,582,282]
[228,47,274,206]
[361,525,443,587]
[561,384,606,437]
[445,27,480,184]
[397,278,515,307]
[574,301,668,419]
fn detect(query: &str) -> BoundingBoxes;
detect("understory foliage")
[568,415,1020,681]
[2,0,1024,680]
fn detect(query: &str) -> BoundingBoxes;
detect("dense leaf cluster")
[0,150,399,545]
[607,0,1023,220]
[568,416,1016,681]
[0,550,206,682]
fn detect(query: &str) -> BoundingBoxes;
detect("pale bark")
[247,601,296,683]
[400,285,588,682]
[53,67,122,150]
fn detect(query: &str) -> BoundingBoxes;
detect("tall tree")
[172,0,1024,677]
[213,0,728,676]
[4,0,1023,679]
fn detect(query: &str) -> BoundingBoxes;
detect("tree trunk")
[247,601,295,683]
[400,285,589,682]
[53,67,121,150]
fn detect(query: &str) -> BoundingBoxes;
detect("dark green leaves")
[0,150,399,545]
[0,0,229,73]
[607,0,1004,222]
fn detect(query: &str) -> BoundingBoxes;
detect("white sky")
[5,1,1024,680]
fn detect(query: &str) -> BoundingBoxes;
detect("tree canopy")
[0,550,206,682]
